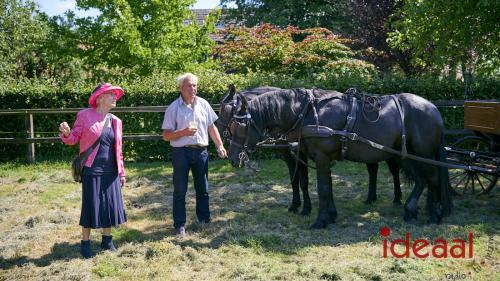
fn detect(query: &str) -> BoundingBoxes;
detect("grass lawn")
[0,159,498,280]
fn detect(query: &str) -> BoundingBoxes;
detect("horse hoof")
[404,218,418,224]
[288,206,299,213]
[426,217,441,224]
[310,222,327,229]
[329,212,338,222]
[404,211,418,224]
[392,200,402,206]
[426,215,442,225]
[300,208,311,216]
[364,199,375,205]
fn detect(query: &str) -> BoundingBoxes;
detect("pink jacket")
[60,108,125,177]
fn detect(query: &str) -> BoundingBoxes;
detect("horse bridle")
[219,100,238,142]
[229,90,317,167]
[229,109,268,167]
[220,96,268,167]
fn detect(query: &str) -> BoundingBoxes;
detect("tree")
[42,11,88,82]
[345,0,421,75]
[216,24,376,79]
[220,0,350,33]
[75,0,219,75]
[220,0,423,75]
[0,0,49,79]
[388,0,500,76]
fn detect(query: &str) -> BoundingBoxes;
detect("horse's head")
[227,93,264,168]
[217,84,239,143]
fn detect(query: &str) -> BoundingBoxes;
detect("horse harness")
[299,91,408,160]
[229,88,409,168]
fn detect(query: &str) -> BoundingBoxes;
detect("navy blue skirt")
[79,125,126,228]
[80,173,127,228]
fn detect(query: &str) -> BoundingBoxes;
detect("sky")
[35,0,226,17]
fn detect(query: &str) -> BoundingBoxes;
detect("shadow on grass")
[0,242,81,269]
[0,228,171,270]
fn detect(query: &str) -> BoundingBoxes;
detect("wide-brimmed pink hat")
[88,83,124,108]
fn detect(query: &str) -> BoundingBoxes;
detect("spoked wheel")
[447,136,499,195]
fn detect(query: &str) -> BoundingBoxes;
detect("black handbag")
[71,114,111,182]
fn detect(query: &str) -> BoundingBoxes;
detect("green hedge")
[1,72,499,162]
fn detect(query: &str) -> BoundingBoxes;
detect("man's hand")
[216,146,227,158]
[120,176,126,187]
[183,126,197,136]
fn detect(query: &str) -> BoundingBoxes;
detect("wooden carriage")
[464,100,500,135]
[447,100,500,195]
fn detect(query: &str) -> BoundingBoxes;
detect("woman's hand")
[59,122,70,137]
[120,176,126,187]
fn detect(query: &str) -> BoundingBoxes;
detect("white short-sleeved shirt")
[162,96,218,147]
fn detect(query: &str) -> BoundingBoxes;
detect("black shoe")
[80,240,95,259]
[175,226,186,237]
[101,235,117,251]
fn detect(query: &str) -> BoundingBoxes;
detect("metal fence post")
[25,113,35,163]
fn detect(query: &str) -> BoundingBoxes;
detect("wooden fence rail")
[0,100,471,163]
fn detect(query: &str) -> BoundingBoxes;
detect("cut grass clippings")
[0,159,498,280]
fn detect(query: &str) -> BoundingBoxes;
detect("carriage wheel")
[448,136,499,195]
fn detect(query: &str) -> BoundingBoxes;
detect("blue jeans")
[171,147,210,228]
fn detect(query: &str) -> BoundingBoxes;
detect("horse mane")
[222,86,282,104]
[248,89,310,129]
[312,88,344,102]
[242,86,281,95]
[221,91,233,104]
[247,88,348,125]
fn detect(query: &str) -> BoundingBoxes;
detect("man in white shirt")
[162,73,227,236]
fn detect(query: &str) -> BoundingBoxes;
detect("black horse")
[227,88,452,228]
[218,86,312,215]
[218,86,402,213]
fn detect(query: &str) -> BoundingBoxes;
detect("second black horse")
[226,88,452,228]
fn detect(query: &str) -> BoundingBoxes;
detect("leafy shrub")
[215,24,377,79]
[1,72,499,162]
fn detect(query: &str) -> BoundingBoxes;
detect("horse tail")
[438,134,453,217]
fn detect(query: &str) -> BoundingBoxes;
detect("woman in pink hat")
[59,83,127,259]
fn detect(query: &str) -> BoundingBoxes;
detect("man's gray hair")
[176,73,198,88]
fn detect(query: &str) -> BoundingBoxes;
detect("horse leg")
[405,148,448,224]
[425,166,443,224]
[364,163,378,204]
[403,177,425,224]
[386,158,402,205]
[298,151,311,216]
[282,151,301,213]
[426,187,441,224]
[311,154,337,229]
[432,138,453,219]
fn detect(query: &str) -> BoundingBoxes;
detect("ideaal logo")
[380,226,473,258]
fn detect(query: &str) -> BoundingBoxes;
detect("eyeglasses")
[103,92,117,99]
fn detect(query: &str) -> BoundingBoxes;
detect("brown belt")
[184,145,207,149]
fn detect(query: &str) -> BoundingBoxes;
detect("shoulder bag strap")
[78,114,111,161]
